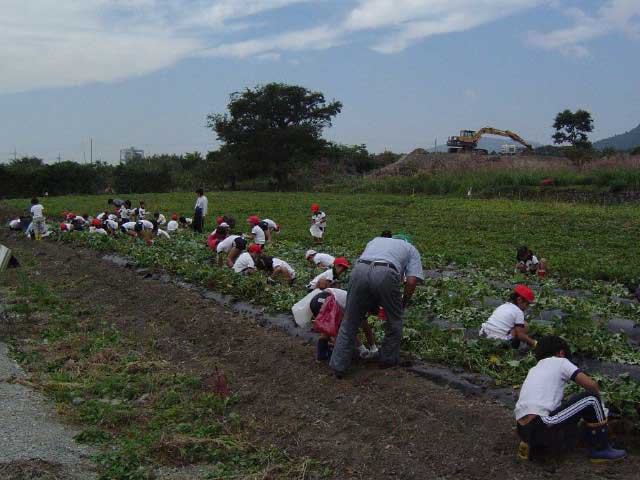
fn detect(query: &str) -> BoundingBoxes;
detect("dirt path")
[2,231,638,479]
[0,339,96,480]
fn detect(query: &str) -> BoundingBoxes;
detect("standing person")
[515,335,626,462]
[330,234,424,377]
[30,197,45,240]
[479,285,537,349]
[310,203,327,244]
[193,188,208,233]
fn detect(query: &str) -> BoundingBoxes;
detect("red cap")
[146,239,152,245]
[171,214,178,220]
[62,211,68,217]
[247,215,260,224]
[248,244,262,254]
[333,257,350,269]
[514,285,535,303]
[91,218,101,227]
[216,216,223,225]
[311,203,319,212]
[68,212,75,218]
[60,223,67,231]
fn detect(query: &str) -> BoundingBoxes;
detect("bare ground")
[1,231,639,480]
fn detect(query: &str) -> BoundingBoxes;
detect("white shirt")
[263,219,277,230]
[514,357,580,420]
[311,211,327,227]
[195,196,208,216]
[233,252,255,273]
[480,303,525,341]
[122,221,137,230]
[308,269,334,289]
[106,219,118,230]
[156,214,166,225]
[217,235,240,253]
[9,219,20,228]
[325,288,347,310]
[526,255,539,269]
[108,214,118,221]
[156,228,170,239]
[272,258,295,279]
[120,208,131,219]
[96,212,106,220]
[140,220,154,230]
[89,227,107,235]
[167,220,179,232]
[313,253,335,268]
[251,225,265,245]
[30,204,44,218]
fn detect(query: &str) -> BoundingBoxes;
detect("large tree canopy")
[552,109,594,149]
[207,83,342,189]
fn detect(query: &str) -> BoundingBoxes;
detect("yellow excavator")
[447,127,533,154]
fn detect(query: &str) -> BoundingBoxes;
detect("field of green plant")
[3,192,640,417]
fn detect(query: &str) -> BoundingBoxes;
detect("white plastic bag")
[292,289,321,327]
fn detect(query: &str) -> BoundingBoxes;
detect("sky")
[0,0,639,163]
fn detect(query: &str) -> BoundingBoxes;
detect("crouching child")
[515,335,626,463]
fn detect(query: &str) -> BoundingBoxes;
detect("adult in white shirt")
[217,235,247,267]
[514,335,625,462]
[305,250,335,269]
[479,285,537,348]
[233,244,262,274]
[193,188,208,233]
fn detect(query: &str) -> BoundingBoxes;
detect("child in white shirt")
[515,335,626,463]
[30,197,45,240]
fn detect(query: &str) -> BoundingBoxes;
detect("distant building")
[120,147,144,163]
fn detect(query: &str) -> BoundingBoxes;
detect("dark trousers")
[329,262,403,373]
[517,391,605,452]
[193,208,204,233]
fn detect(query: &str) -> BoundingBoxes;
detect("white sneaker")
[358,345,370,359]
[366,346,379,360]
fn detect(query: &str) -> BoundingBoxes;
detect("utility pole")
[434,138,437,153]
[13,147,17,162]
[90,137,93,164]
[57,153,61,163]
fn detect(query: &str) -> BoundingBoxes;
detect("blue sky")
[0,0,638,163]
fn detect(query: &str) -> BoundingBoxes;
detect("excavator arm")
[472,127,533,150]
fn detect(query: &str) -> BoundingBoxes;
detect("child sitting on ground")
[516,246,548,277]
[479,285,537,349]
[515,335,626,462]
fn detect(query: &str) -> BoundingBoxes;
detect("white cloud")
[0,0,309,94]
[345,0,543,53]
[527,0,640,57]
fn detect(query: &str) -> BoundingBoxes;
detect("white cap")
[305,249,317,259]
[220,222,229,228]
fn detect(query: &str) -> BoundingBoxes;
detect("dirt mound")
[370,149,570,177]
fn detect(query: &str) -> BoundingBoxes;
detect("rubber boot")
[586,421,627,463]
[516,441,530,461]
[316,337,329,362]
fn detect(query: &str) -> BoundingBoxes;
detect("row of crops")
[3,192,640,416]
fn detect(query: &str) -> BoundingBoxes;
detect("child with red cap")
[233,244,262,274]
[307,257,350,292]
[309,203,326,244]
[479,285,538,348]
[246,216,266,248]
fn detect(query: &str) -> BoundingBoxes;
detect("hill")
[594,123,640,151]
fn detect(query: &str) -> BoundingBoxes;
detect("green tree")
[552,109,594,149]
[207,83,342,190]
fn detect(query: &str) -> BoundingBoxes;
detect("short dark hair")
[107,198,114,204]
[535,335,571,361]
[381,230,392,238]
[31,197,38,204]
[516,246,530,262]
[195,188,204,195]
[215,226,226,235]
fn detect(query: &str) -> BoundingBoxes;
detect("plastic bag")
[313,294,344,337]
[292,289,321,327]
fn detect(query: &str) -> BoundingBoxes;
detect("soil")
[2,230,639,480]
